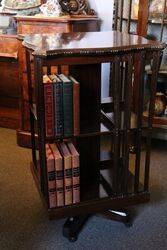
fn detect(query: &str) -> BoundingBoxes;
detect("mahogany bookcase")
[23,31,164,241]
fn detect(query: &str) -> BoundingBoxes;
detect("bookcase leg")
[63,215,90,242]
[100,209,132,227]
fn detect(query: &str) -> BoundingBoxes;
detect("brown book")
[43,75,54,138]
[69,76,80,136]
[50,143,64,207]
[67,142,80,204]
[58,142,72,205]
[46,144,56,208]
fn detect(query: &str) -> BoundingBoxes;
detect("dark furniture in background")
[0,34,20,129]
[24,31,164,241]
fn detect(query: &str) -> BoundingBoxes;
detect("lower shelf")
[30,162,150,220]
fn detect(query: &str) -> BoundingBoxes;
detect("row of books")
[43,74,80,138]
[44,141,80,208]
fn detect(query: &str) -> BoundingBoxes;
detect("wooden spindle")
[122,54,133,193]
[26,49,37,168]
[144,51,161,191]
[127,0,132,33]
[113,56,121,194]
[47,65,51,75]
[113,0,119,30]
[134,51,146,193]
[119,0,124,32]
[160,0,167,42]
[34,56,49,204]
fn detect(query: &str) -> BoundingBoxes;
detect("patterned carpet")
[0,127,167,250]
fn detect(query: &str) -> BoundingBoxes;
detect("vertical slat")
[109,62,115,157]
[134,51,146,193]
[119,0,124,32]
[160,0,167,42]
[57,65,61,74]
[47,65,51,75]
[26,49,37,167]
[122,54,133,193]
[127,0,132,33]
[113,56,121,194]
[137,0,149,36]
[34,56,49,204]
[109,62,114,97]
[144,51,160,191]
[113,0,119,30]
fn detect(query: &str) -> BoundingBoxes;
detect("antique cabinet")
[15,15,100,147]
[0,34,20,129]
[16,15,99,33]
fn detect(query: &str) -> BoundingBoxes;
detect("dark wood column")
[137,0,149,36]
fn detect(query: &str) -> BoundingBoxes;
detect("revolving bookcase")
[23,31,164,241]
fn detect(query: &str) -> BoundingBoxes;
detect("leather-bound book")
[43,75,54,138]
[67,142,80,204]
[49,74,63,138]
[58,74,73,138]
[58,141,72,205]
[50,143,64,207]
[69,76,80,136]
[46,144,56,208]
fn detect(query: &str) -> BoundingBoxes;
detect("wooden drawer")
[17,21,70,34]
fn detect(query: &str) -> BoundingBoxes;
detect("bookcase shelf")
[31,161,149,220]
[23,31,164,241]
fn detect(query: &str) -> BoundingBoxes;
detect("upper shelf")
[22,31,165,57]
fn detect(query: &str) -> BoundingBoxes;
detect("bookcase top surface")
[22,31,165,57]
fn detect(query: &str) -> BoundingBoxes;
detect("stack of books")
[43,74,80,138]
[45,141,80,208]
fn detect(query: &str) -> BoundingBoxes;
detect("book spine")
[73,83,80,136]
[64,159,73,205]
[54,82,63,138]
[63,82,73,137]
[46,150,56,208]
[55,158,64,207]
[44,84,54,138]
[72,154,80,204]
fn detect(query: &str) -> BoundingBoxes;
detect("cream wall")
[89,0,114,97]
[89,0,114,31]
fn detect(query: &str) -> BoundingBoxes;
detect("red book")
[69,76,80,136]
[67,142,80,204]
[50,143,64,207]
[58,142,72,206]
[46,144,56,208]
[43,75,54,138]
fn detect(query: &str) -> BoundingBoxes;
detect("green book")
[49,74,63,138]
[58,74,73,137]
